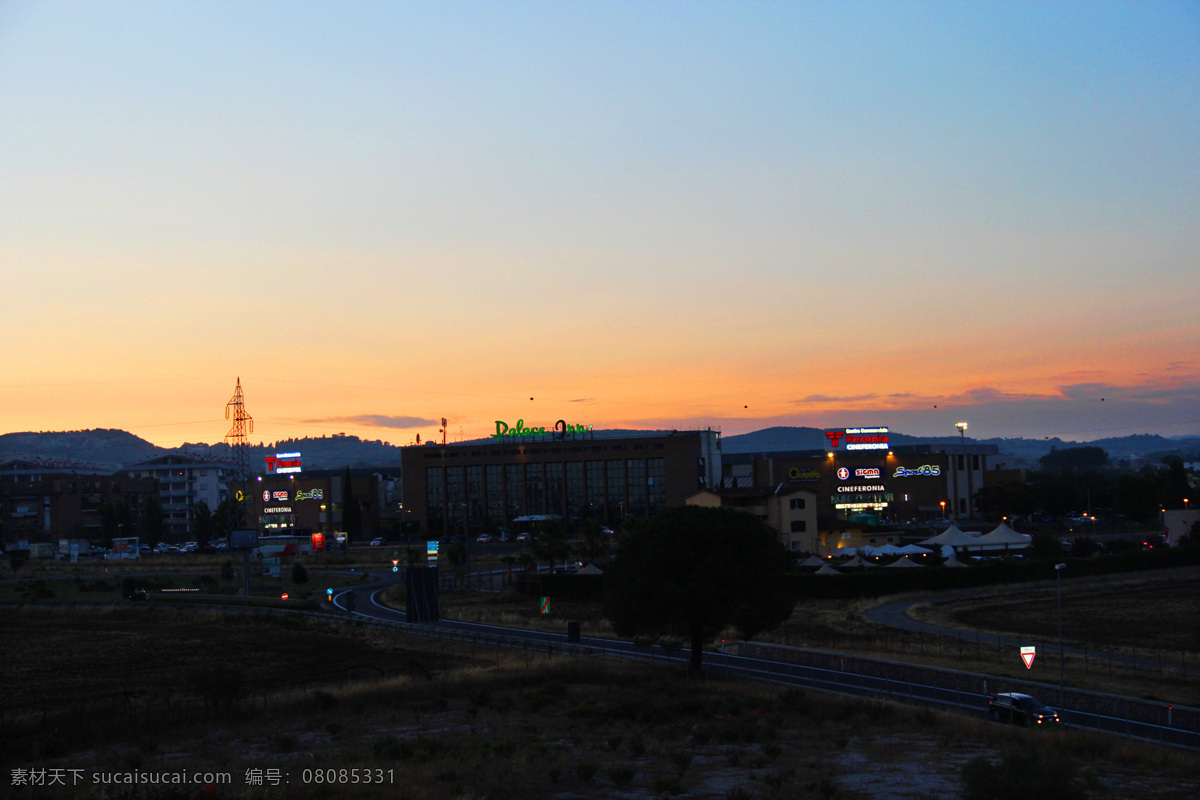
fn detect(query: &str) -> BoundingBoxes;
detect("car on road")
[987,693,1060,726]
[369,537,386,546]
[476,534,492,543]
[516,532,530,542]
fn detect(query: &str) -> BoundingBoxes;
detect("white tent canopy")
[899,544,932,555]
[885,556,924,568]
[815,564,843,575]
[968,524,1032,550]
[919,526,982,548]
[798,555,827,568]
[874,544,906,555]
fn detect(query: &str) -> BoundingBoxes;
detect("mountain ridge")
[1,426,1197,473]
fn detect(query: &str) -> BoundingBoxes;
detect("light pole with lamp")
[1056,562,1067,717]
[955,422,968,521]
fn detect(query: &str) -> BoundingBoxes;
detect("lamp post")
[955,422,968,521]
[940,501,946,520]
[1056,562,1067,716]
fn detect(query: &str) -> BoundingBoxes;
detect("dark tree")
[98,498,131,550]
[291,561,309,585]
[530,518,571,571]
[1161,456,1190,509]
[973,481,1038,519]
[578,517,608,563]
[190,500,213,544]
[212,497,245,539]
[1039,446,1108,472]
[140,494,165,548]
[603,505,795,676]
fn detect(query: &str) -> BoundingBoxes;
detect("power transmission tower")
[224,377,255,483]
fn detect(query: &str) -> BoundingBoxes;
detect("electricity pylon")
[224,377,254,483]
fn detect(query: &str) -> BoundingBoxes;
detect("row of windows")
[424,442,668,459]
[427,459,667,530]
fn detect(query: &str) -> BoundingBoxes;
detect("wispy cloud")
[794,394,879,404]
[303,414,439,429]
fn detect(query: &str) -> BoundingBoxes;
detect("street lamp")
[1056,562,1067,717]
[939,501,946,520]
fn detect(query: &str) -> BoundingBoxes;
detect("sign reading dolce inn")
[265,452,303,474]
[493,419,594,441]
[825,427,890,451]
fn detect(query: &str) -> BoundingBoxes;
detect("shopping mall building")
[719,427,1015,549]
[399,424,722,539]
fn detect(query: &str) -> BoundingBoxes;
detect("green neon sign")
[493,419,593,441]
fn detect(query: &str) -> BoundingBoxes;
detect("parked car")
[1142,534,1166,550]
[476,534,492,543]
[516,532,530,542]
[369,537,386,546]
[987,693,1060,726]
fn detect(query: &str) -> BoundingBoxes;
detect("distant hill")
[0,429,162,470]
[0,429,404,473]
[721,426,1200,466]
[2,426,1197,474]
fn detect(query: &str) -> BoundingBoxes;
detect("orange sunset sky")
[2,2,1197,448]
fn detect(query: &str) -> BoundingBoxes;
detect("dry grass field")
[3,606,1198,800]
[418,568,1200,707]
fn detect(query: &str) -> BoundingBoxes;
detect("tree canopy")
[602,505,795,675]
[1039,446,1109,472]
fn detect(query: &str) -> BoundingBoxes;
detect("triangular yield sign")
[1021,651,1035,669]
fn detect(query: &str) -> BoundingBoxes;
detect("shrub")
[654,774,683,795]
[961,750,1084,800]
[575,761,598,782]
[608,765,636,787]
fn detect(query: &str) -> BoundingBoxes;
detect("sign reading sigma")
[825,427,889,451]
[837,467,881,480]
[493,419,594,441]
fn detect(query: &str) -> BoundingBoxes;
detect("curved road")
[323,574,1197,750]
